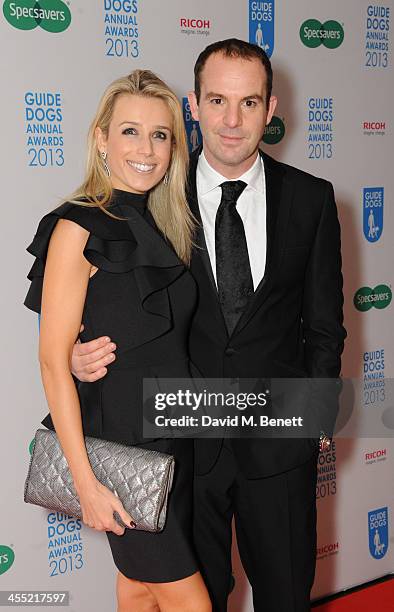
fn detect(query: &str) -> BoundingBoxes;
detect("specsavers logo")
[300,19,344,49]
[3,0,71,33]
[262,116,285,144]
[354,285,392,311]
[0,546,15,575]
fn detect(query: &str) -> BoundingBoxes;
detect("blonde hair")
[70,70,194,264]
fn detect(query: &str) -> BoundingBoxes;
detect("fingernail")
[104,337,111,343]
[130,521,136,528]
[110,343,116,350]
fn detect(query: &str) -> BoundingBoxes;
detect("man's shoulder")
[262,152,332,191]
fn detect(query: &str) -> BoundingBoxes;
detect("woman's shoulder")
[43,201,129,240]
[24,201,139,313]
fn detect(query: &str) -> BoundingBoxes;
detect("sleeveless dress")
[24,189,199,582]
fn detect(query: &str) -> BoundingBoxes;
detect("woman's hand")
[77,479,136,536]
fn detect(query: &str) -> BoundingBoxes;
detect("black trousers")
[193,441,318,612]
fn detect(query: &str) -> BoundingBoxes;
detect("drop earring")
[163,172,169,185]
[101,151,111,177]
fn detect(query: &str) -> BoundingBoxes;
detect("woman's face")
[97,93,173,194]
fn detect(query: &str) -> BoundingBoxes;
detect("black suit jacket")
[187,148,346,478]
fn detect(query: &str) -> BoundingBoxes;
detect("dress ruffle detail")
[24,202,185,347]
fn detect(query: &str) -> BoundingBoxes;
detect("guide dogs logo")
[249,1,274,58]
[300,19,344,49]
[368,507,388,559]
[3,0,71,32]
[182,98,202,153]
[363,188,383,242]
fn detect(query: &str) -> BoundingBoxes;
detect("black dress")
[24,189,199,583]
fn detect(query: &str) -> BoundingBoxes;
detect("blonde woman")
[25,70,211,612]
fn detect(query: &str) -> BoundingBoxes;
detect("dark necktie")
[215,180,254,335]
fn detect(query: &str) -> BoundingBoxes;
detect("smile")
[127,161,156,173]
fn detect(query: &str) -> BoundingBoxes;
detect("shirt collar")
[197,149,265,196]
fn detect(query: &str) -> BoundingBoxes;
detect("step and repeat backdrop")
[1,1,393,610]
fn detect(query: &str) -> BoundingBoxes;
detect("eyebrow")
[204,92,265,103]
[119,121,171,131]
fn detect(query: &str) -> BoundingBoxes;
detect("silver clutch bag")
[24,429,175,533]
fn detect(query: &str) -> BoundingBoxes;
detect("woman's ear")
[95,126,106,154]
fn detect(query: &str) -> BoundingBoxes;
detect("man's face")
[188,52,277,178]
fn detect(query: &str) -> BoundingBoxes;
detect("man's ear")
[95,126,107,154]
[265,95,278,126]
[187,91,200,121]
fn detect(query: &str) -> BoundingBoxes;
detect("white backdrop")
[1,1,393,610]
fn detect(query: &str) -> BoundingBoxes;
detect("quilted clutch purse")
[24,429,175,533]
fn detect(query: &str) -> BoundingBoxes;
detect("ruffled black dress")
[24,190,198,582]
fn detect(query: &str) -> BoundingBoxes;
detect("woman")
[24,70,211,612]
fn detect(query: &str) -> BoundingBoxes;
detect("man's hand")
[72,326,116,382]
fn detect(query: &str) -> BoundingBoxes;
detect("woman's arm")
[39,219,133,534]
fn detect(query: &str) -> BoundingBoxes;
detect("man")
[190,123,200,151]
[72,40,346,611]
[255,22,269,52]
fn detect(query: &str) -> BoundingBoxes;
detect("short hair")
[194,38,273,109]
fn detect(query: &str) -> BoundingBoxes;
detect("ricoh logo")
[317,541,339,560]
[249,1,275,58]
[262,116,285,145]
[3,0,71,33]
[365,448,387,464]
[363,121,386,136]
[300,19,344,49]
[0,546,15,575]
[354,285,392,311]
[180,17,211,36]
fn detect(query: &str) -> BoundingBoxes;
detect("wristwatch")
[319,432,331,453]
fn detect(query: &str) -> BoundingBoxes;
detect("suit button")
[225,348,236,356]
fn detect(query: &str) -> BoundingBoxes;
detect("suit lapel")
[256,152,283,291]
[231,152,293,336]
[188,149,294,341]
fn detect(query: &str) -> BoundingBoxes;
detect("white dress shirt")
[196,150,267,290]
